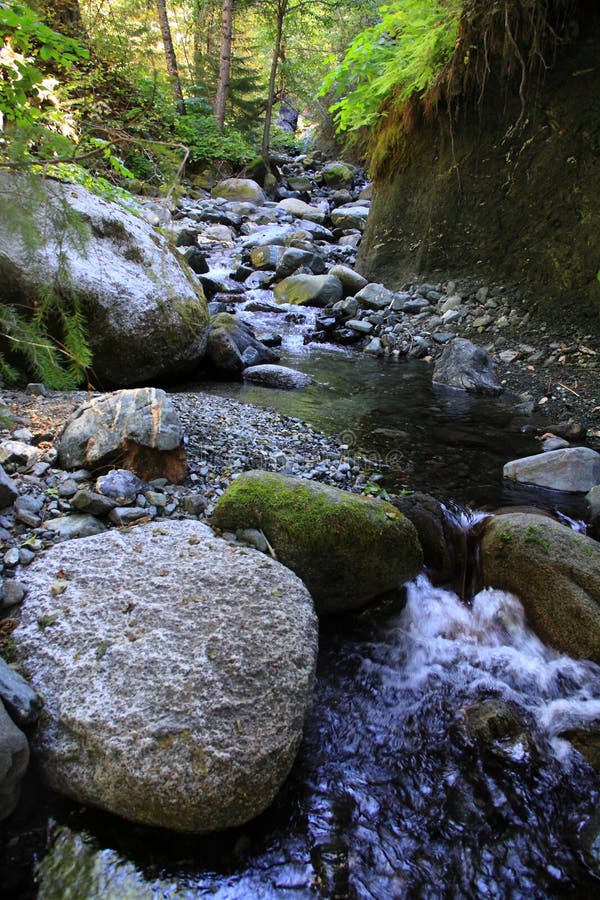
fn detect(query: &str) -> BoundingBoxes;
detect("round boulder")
[15,521,317,833]
[211,471,423,614]
[212,178,266,206]
[480,512,600,662]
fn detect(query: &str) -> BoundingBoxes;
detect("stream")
[5,305,600,898]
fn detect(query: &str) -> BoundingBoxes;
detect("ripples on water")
[26,577,600,899]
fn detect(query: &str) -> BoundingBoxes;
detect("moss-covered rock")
[320,162,356,188]
[274,274,343,308]
[480,513,600,662]
[211,471,423,613]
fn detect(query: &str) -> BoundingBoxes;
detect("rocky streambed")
[1,151,600,896]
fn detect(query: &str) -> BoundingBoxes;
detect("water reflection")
[188,346,543,508]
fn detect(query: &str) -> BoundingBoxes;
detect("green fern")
[320,1,462,132]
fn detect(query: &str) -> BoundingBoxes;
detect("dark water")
[190,332,584,515]
[4,333,600,898]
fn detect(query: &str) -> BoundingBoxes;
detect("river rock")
[275,248,326,278]
[211,471,423,614]
[45,514,107,541]
[0,656,42,726]
[0,700,29,821]
[240,224,296,249]
[212,178,266,206]
[56,388,187,483]
[0,464,18,508]
[15,521,318,832]
[328,265,368,295]
[274,274,343,307]
[392,492,459,586]
[480,513,600,662]
[433,338,503,395]
[355,283,394,311]
[276,198,325,223]
[503,447,600,492]
[320,161,355,188]
[243,365,314,390]
[586,485,600,540]
[0,172,209,386]
[0,440,39,473]
[331,206,369,231]
[206,313,278,376]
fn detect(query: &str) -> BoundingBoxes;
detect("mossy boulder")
[480,513,600,662]
[212,178,266,206]
[211,471,423,613]
[274,274,343,308]
[320,162,356,188]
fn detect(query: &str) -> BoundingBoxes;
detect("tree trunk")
[214,0,235,130]
[261,0,287,160]
[155,0,186,116]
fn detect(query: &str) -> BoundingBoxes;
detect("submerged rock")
[15,521,317,833]
[211,471,423,614]
[480,513,600,662]
[56,388,188,484]
[433,338,503,395]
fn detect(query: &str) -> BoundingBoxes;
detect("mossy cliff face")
[357,25,600,325]
[480,513,600,662]
[211,471,423,614]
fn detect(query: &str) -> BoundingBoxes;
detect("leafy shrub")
[175,114,253,166]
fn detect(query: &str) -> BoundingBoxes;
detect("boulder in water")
[480,512,600,662]
[503,447,600,492]
[15,521,318,832]
[433,338,503,395]
[243,364,314,390]
[274,274,343,308]
[211,471,423,614]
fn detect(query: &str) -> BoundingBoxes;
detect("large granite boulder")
[274,274,343,308]
[15,521,317,833]
[212,178,266,205]
[56,387,188,483]
[211,471,423,614]
[480,512,600,662]
[503,447,600,493]
[0,172,209,386]
[433,338,503,396]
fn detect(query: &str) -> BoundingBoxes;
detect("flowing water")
[4,305,600,897]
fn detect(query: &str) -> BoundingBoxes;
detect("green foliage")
[175,113,253,166]
[0,1,88,141]
[321,0,462,132]
[0,293,91,390]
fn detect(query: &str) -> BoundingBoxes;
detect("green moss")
[211,471,422,613]
[523,525,551,551]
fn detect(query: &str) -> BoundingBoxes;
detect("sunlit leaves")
[321,0,462,132]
